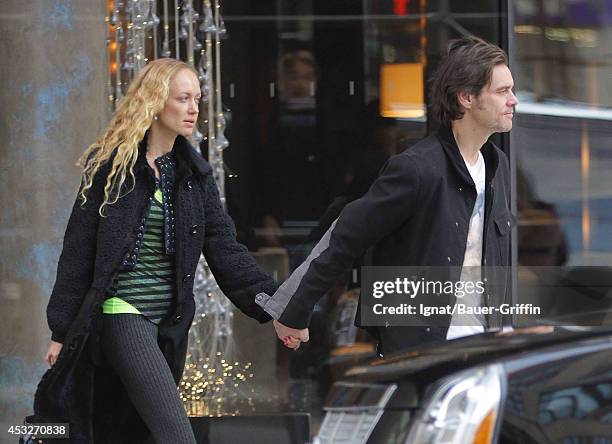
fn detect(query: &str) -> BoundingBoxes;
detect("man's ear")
[457,89,473,110]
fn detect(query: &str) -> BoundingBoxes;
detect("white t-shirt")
[446,151,486,340]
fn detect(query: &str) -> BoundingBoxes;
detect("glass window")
[220,0,505,429]
[511,0,612,326]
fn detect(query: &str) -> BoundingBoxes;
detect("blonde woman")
[27,59,281,443]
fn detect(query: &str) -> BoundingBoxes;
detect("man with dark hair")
[257,36,519,355]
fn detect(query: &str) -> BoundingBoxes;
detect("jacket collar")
[134,133,212,181]
[436,124,499,187]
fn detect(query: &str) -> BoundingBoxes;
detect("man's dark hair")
[430,36,508,125]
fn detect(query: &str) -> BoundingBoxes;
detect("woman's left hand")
[45,340,63,367]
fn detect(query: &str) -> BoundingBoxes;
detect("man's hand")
[273,320,309,350]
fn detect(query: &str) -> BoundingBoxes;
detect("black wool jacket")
[33,135,276,443]
[256,126,516,355]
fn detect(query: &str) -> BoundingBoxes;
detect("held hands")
[46,340,63,367]
[273,320,309,350]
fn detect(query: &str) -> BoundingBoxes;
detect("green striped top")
[103,186,175,323]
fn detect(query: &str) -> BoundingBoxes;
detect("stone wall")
[0,1,108,439]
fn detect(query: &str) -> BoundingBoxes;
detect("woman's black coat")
[30,136,276,443]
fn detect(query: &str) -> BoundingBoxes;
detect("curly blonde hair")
[78,58,198,216]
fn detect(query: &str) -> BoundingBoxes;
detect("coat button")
[190,225,199,235]
[173,314,183,324]
[185,180,193,190]
[183,274,192,282]
[455,221,459,227]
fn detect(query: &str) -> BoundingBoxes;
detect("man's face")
[282,59,316,99]
[471,64,518,133]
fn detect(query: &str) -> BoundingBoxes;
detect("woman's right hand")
[46,340,63,367]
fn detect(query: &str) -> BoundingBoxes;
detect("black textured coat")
[265,126,515,355]
[29,136,276,443]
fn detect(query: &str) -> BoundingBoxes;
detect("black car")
[313,327,612,443]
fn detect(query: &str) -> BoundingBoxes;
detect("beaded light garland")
[180,257,258,416]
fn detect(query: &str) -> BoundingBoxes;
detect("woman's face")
[157,68,201,137]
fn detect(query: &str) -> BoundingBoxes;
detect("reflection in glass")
[220,0,506,431]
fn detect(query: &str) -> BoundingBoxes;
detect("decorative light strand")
[162,0,170,57]
[179,257,257,416]
[174,0,180,58]
[203,0,216,182]
[105,9,114,114]
[151,0,159,59]
[213,0,226,206]
[114,24,124,104]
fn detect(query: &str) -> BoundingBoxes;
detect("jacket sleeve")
[202,173,276,323]
[47,168,106,343]
[255,153,421,329]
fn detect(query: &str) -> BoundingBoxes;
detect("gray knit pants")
[100,314,197,444]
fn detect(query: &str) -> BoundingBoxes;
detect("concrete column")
[0,0,108,433]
